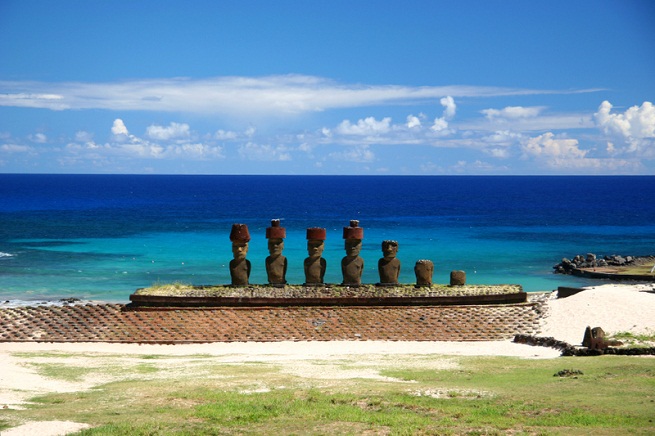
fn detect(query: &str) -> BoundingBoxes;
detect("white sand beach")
[1,283,653,436]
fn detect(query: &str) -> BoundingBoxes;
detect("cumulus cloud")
[431,96,456,132]
[65,119,224,162]
[440,96,456,119]
[146,122,190,140]
[406,114,422,129]
[594,100,655,155]
[515,132,641,172]
[522,132,586,159]
[0,76,602,115]
[111,119,129,136]
[336,117,392,135]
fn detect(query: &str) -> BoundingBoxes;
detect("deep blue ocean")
[1,174,654,303]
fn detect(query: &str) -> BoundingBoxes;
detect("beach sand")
[1,283,653,435]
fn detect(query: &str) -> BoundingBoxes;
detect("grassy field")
[1,350,654,435]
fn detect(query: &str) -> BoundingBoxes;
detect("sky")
[1,1,654,175]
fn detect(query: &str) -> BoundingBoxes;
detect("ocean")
[1,174,654,303]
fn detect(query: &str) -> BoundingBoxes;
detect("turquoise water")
[1,175,654,302]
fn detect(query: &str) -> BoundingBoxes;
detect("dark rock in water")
[553,253,654,275]
[59,297,81,305]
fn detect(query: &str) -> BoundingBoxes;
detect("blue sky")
[1,1,654,175]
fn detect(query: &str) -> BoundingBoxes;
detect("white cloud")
[522,132,586,159]
[120,140,165,158]
[75,131,93,142]
[215,129,238,140]
[431,117,449,132]
[481,106,544,119]
[594,100,655,155]
[111,119,129,136]
[238,142,291,161]
[29,133,47,143]
[486,148,511,158]
[406,114,422,129]
[336,117,392,135]
[483,130,523,146]
[146,122,190,140]
[1,144,31,153]
[440,96,456,119]
[431,96,456,133]
[0,76,602,115]
[168,143,224,159]
[328,145,374,162]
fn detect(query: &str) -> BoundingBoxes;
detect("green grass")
[2,354,654,435]
[615,264,655,275]
[608,330,655,346]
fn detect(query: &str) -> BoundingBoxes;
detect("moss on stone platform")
[134,283,522,299]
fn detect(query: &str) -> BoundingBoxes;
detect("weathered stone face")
[344,239,362,257]
[307,239,325,258]
[232,242,248,260]
[378,241,400,284]
[381,240,398,260]
[268,238,284,257]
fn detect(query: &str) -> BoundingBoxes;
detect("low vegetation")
[608,330,655,347]
[1,352,654,434]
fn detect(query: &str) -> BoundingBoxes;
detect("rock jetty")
[553,253,655,274]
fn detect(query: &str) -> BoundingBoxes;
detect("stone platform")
[0,300,545,343]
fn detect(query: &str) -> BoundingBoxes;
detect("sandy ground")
[1,283,653,436]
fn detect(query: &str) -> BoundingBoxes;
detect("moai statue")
[229,223,251,286]
[450,270,466,286]
[341,220,364,285]
[414,259,434,287]
[304,227,327,285]
[265,219,287,285]
[378,240,400,285]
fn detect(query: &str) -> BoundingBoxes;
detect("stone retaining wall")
[0,302,545,343]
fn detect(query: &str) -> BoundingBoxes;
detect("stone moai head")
[265,219,286,257]
[343,220,364,257]
[306,227,326,258]
[381,240,398,259]
[230,223,251,260]
[378,240,400,285]
[414,259,434,286]
[450,270,466,286]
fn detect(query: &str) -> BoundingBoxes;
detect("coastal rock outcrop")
[553,253,654,274]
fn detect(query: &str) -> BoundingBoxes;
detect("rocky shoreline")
[553,253,655,275]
